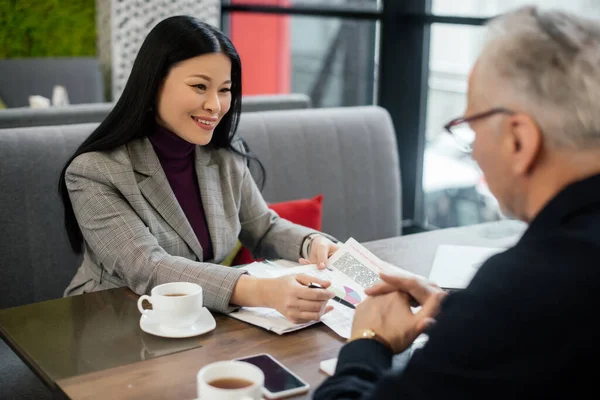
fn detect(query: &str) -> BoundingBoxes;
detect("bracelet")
[348,328,393,351]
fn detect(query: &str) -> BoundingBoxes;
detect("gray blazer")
[64,137,318,313]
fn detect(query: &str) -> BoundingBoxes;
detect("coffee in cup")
[137,282,203,329]
[208,378,253,389]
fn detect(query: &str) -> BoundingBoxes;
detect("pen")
[308,283,356,310]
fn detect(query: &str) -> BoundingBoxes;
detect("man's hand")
[351,271,447,354]
[365,271,443,306]
[351,288,445,354]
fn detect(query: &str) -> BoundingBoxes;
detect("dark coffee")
[208,378,253,389]
[164,293,187,297]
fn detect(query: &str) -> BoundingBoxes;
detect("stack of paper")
[229,306,317,334]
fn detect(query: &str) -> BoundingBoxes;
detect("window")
[227,0,379,9]
[423,1,600,228]
[432,0,600,17]
[423,23,497,228]
[224,0,600,232]
[227,11,377,107]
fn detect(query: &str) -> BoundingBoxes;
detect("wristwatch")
[348,328,392,350]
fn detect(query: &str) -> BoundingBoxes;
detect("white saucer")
[140,307,216,338]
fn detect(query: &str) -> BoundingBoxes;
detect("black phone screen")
[237,354,307,393]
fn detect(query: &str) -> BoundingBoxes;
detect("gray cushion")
[0,58,104,108]
[0,94,312,129]
[238,106,402,243]
[0,124,91,308]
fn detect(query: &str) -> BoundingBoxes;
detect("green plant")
[0,0,96,58]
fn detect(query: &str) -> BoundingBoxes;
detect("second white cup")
[197,361,264,400]
[137,282,203,329]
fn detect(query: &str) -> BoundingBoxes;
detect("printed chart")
[329,285,362,305]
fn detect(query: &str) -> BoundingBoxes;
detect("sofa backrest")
[0,103,114,129]
[0,124,91,308]
[0,94,312,129]
[0,106,400,308]
[0,58,105,108]
[237,106,401,243]
[241,93,311,112]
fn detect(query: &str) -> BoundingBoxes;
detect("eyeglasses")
[444,107,515,152]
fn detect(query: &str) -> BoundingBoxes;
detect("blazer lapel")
[195,146,228,262]
[128,138,204,260]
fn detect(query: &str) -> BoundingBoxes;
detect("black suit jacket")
[314,174,600,400]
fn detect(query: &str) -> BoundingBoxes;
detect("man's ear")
[506,113,542,176]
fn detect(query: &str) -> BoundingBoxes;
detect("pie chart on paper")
[330,285,362,305]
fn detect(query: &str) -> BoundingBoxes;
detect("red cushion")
[232,194,324,265]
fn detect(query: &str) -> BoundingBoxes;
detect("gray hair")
[480,6,600,150]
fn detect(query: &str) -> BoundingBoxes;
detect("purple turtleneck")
[149,125,214,261]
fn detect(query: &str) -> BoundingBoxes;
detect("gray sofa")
[0,93,312,129]
[0,105,401,398]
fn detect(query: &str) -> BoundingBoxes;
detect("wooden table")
[56,306,343,399]
[0,286,343,400]
[1,220,526,399]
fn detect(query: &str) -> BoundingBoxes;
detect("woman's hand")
[263,274,335,323]
[299,235,340,270]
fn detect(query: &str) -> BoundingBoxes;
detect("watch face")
[351,329,392,351]
[361,329,376,339]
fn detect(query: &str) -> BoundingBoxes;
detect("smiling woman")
[156,53,233,146]
[56,15,340,323]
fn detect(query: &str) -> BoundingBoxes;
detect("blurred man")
[314,6,600,399]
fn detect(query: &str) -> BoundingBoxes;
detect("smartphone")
[234,353,310,399]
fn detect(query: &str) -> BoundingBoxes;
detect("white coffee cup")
[137,282,203,329]
[197,361,264,400]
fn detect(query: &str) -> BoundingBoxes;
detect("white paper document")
[229,238,412,338]
[229,306,317,334]
[428,245,506,289]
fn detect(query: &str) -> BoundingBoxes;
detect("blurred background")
[2,0,599,230]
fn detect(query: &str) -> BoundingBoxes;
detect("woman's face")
[156,52,232,145]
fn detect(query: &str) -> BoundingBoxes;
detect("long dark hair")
[59,16,263,253]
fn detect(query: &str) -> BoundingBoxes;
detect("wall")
[104,0,221,100]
